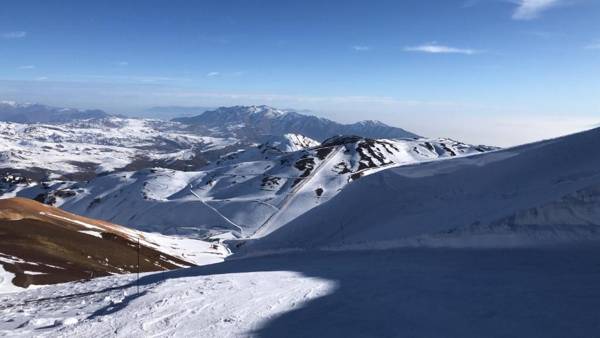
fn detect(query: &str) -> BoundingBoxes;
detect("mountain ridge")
[173,105,420,141]
[0,101,113,123]
[243,126,600,252]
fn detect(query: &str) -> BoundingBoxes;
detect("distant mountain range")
[0,117,242,180]
[0,101,111,123]
[141,106,215,119]
[1,102,420,142]
[173,105,420,141]
[0,101,499,241]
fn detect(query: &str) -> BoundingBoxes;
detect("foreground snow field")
[1,248,599,338]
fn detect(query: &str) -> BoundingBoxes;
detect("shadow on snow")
[97,248,600,338]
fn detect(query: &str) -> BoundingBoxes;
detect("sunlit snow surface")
[12,134,491,239]
[1,249,599,338]
[248,127,600,251]
[0,118,237,174]
[0,265,24,294]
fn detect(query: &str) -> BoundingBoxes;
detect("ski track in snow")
[188,185,244,234]
[252,145,343,238]
[0,268,334,338]
[2,248,600,337]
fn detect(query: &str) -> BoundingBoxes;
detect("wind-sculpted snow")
[12,136,491,238]
[246,127,600,251]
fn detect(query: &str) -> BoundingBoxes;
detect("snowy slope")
[2,248,599,337]
[15,137,493,238]
[0,117,239,178]
[257,133,320,152]
[246,127,600,252]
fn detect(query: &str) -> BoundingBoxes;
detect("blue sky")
[0,0,599,145]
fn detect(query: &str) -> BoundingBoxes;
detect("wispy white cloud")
[18,65,35,70]
[206,72,220,77]
[512,0,562,20]
[35,76,48,81]
[1,31,27,39]
[115,61,129,67]
[404,43,480,55]
[352,45,371,51]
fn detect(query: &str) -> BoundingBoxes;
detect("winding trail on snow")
[188,185,244,234]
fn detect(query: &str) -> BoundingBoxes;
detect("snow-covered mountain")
[257,133,320,153]
[0,101,111,123]
[245,126,600,252]
[13,136,495,238]
[0,117,240,180]
[0,102,499,244]
[173,105,420,141]
[0,104,422,182]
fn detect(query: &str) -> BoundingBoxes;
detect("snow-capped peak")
[246,105,286,118]
[353,120,387,127]
[259,133,320,152]
[173,105,420,141]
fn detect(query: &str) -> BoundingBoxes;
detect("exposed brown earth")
[0,197,193,289]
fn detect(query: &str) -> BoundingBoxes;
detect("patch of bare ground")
[0,198,193,288]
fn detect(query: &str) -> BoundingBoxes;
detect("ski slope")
[14,136,492,238]
[247,127,600,252]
